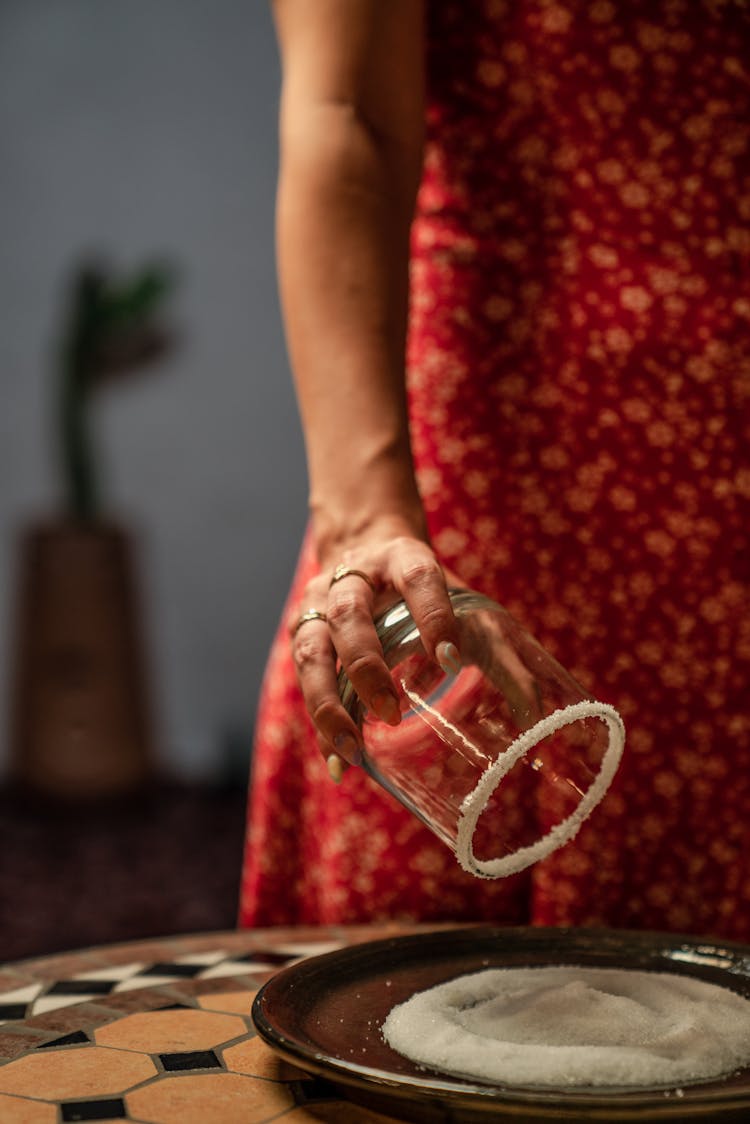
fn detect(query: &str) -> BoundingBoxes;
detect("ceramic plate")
[252,925,750,1123]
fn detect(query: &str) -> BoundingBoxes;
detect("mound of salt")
[382,966,750,1088]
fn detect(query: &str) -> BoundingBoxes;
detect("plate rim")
[251,924,750,1119]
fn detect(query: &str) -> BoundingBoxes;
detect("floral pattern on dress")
[240,0,750,939]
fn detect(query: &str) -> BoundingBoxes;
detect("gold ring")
[329,564,376,592]
[291,609,328,637]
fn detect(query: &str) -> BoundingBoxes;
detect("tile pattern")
[0,926,420,1123]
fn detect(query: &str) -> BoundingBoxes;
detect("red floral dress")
[240,0,750,939]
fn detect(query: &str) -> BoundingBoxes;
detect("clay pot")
[9,521,155,798]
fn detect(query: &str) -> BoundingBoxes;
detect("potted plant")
[9,262,175,799]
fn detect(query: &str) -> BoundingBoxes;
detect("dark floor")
[0,780,248,962]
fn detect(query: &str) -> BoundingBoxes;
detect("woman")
[240,0,750,937]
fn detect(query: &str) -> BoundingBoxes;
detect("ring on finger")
[291,608,328,637]
[329,564,376,592]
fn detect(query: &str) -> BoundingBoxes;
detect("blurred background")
[0,1,307,958]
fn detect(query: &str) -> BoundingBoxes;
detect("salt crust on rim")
[456,701,625,878]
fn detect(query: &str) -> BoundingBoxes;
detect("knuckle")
[293,633,326,672]
[391,535,425,554]
[310,697,343,730]
[296,577,327,613]
[337,547,360,567]
[400,557,442,591]
[345,652,385,682]
[326,592,366,628]
[417,603,455,637]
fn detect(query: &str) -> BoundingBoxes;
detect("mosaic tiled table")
[0,924,433,1124]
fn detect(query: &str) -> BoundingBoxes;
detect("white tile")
[272,941,344,958]
[32,994,98,1015]
[199,961,262,980]
[174,951,227,966]
[74,963,145,982]
[113,975,182,993]
[0,983,43,1004]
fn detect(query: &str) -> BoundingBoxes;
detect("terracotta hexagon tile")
[102,940,188,963]
[179,933,261,955]
[149,977,257,1003]
[284,1104,396,1123]
[0,1045,156,1100]
[196,990,256,1016]
[19,952,104,982]
[68,1115,127,1124]
[0,1029,55,1059]
[0,1093,57,1123]
[222,1036,308,1081]
[127,1072,294,1124]
[0,971,37,993]
[95,1009,247,1053]
[139,979,241,1004]
[24,1001,113,1034]
[92,987,180,1016]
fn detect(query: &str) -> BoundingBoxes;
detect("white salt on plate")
[382,966,750,1088]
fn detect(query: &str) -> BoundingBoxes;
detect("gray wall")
[0,1,308,778]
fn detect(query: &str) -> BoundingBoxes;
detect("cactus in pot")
[10,259,176,799]
[60,262,174,522]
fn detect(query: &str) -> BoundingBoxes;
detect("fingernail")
[372,689,401,726]
[373,687,402,723]
[436,640,461,676]
[326,754,345,784]
[334,732,361,766]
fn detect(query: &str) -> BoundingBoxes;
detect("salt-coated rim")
[456,701,625,879]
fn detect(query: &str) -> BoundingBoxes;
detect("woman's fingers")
[326,540,460,723]
[290,607,362,768]
[290,536,461,774]
[326,568,402,725]
[391,541,460,669]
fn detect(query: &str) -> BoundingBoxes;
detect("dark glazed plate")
[252,926,750,1123]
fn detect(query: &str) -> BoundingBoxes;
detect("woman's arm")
[273,0,460,773]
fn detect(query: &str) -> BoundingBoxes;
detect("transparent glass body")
[339,589,625,879]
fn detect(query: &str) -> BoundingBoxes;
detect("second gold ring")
[329,564,376,592]
[292,609,328,637]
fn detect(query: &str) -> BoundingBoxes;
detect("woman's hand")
[290,529,461,780]
[273,2,436,780]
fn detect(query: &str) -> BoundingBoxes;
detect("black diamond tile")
[159,1048,222,1071]
[47,979,117,996]
[234,950,296,966]
[39,1030,90,1048]
[292,1076,339,1104]
[0,1002,28,1020]
[61,1097,126,1121]
[139,962,202,978]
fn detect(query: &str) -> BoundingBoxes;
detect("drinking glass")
[338,589,625,878]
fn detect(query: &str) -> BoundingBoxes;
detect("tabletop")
[0,923,434,1124]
